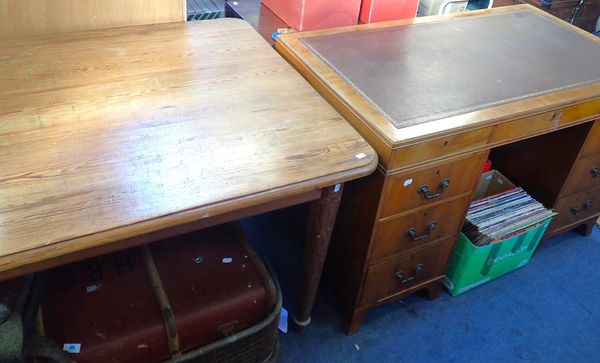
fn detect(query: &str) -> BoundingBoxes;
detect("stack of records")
[463,187,556,247]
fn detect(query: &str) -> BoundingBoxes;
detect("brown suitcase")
[39,222,279,363]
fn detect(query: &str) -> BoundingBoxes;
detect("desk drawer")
[550,186,600,231]
[361,237,454,306]
[389,128,492,169]
[381,152,486,217]
[582,120,600,157]
[372,196,470,261]
[563,153,600,196]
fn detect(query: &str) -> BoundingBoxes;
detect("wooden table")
[277,5,600,333]
[0,19,377,329]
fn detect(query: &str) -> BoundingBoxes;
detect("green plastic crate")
[443,219,551,296]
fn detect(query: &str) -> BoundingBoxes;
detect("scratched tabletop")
[0,19,376,277]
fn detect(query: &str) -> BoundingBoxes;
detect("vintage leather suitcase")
[39,222,278,363]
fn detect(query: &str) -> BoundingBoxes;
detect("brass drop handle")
[591,167,599,178]
[417,179,450,200]
[570,199,592,216]
[405,222,438,241]
[394,264,424,284]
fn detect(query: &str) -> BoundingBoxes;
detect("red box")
[262,0,361,31]
[359,0,418,23]
[482,159,492,173]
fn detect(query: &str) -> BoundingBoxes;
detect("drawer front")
[563,153,600,196]
[550,186,600,231]
[490,100,600,144]
[372,196,470,261]
[582,120,600,157]
[389,127,492,170]
[361,237,454,306]
[381,152,486,217]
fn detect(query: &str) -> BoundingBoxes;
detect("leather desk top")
[277,6,600,149]
[301,10,600,129]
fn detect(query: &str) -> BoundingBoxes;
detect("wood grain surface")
[0,19,377,276]
[0,0,186,39]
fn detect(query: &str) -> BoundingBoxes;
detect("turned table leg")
[292,183,343,331]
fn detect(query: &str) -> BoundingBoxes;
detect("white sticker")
[485,175,493,180]
[63,344,81,354]
[232,1,238,4]
[334,183,341,193]
[355,153,366,159]
[497,178,504,184]
[278,307,288,333]
[222,257,233,263]
[86,284,100,293]
[403,178,413,187]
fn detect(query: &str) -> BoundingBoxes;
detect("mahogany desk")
[0,19,377,329]
[277,5,600,333]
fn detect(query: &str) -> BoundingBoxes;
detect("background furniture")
[0,0,186,39]
[187,0,223,21]
[494,0,600,32]
[277,5,600,333]
[0,19,376,330]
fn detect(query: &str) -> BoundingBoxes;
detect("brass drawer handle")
[591,167,599,178]
[417,179,450,200]
[394,264,424,284]
[570,199,592,216]
[405,222,438,241]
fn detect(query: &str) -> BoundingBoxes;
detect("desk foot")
[294,184,344,332]
[291,315,311,332]
[343,309,368,336]
[577,218,597,237]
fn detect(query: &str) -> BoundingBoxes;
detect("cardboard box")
[472,170,516,200]
[261,0,361,31]
[443,170,553,296]
[359,0,418,23]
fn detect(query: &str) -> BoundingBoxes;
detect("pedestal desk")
[277,5,600,333]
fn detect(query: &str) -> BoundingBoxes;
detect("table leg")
[293,183,344,331]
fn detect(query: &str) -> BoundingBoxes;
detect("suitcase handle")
[417,179,450,200]
[405,222,438,241]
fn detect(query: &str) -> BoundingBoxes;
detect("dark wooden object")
[294,184,344,330]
